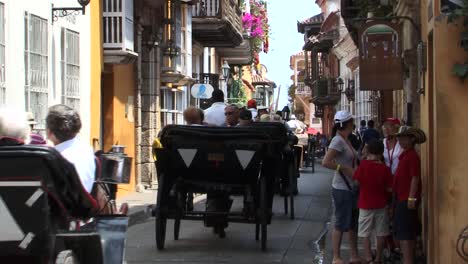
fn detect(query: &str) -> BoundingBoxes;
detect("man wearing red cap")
[247,99,257,120]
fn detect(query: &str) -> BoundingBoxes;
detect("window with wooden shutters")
[24,13,48,130]
[0,3,5,105]
[61,28,80,112]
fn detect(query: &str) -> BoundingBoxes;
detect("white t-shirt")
[383,138,402,175]
[204,102,227,126]
[248,108,258,120]
[55,137,96,193]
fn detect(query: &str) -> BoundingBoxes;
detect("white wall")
[1,0,91,142]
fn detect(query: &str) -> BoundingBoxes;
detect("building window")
[0,3,5,105]
[180,6,187,74]
[61,28,80,111]
[24,13,48,130]
[160,89,184,127]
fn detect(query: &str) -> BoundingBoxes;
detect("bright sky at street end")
[260,0,321,111]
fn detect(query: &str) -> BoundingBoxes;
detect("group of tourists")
[0,105,128,215]
[323,110,425,264]
[183,90,286,128]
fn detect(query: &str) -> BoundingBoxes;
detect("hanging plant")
[447,0,468,80]
[242,0,271,66]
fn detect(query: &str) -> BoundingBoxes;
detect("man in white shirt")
[204,89,227,126]
[46,104,95,193]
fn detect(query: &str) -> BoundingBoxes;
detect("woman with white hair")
[0,107,30,145]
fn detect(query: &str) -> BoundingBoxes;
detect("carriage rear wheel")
[259,176,268,251]
[156,217,167,250]
[55,250,79,264]
[174,217,181,240]
[255,223,260,241]
[288,162,296,220]
[261,223,267,251]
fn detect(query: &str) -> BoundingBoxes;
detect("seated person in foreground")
[0,107,31,145]
[46,104,127,214]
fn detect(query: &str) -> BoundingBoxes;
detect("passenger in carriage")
[0,107,30,145]
[183,106,204,126]
[46,104,96,193]
[238,109,253,126]
[204,89,227,126]
[224,104,240,127]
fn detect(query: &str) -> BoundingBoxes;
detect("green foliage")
[447,0,468,80]
[287,85,296,101]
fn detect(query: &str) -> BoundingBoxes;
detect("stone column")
[139,29,158,189]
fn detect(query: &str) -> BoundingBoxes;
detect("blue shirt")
[362,128,381,144]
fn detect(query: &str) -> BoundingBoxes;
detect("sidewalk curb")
[127,205,152,227]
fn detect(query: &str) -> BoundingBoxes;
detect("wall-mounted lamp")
[336,78,344,92]
[163,39,180,58]
[221,61,231,81]
[345,79,356,101]
[51,0,90,23]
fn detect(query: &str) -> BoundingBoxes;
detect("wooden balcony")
[217,39,252,65]
[102,0,138,64]
[311,78,340,105]
[192,0,244,47]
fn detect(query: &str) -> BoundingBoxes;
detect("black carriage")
[0,144,128,264]
[153,125,275,250]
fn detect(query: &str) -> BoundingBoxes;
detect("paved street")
[125,165,334,264]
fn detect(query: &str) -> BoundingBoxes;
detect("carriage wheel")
[259,176,268,251]
[174,217,181,240]
[261,223,267,251]
[284,195,288,215]
[255,223,260,241]
[289,162,296,220]
[55,250,79,264]
[156,217,167,250]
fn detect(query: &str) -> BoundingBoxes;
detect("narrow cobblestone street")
[124,166,333,264]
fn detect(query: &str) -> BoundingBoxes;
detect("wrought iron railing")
[295,82,312,96]
[311,77,341,105]
[192,0,242,34]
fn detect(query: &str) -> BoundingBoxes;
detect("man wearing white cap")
[322,110,363,264]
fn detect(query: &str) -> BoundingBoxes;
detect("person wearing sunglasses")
[224,104,240,127]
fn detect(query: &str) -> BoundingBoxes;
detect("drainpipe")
[155,32,162,136]
[135,23,144,192]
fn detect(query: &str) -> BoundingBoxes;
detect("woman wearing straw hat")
[393,126,426,264]
[322,110,362,264]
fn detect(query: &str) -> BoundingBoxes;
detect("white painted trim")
[0,181,41,187]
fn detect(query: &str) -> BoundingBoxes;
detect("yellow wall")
[103,65,136,198]
[90,0,103,149]
[420,1,468,262]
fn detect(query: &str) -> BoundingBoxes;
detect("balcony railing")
[311,78,341,105]
[191,0,243,47]
[295,82,312,96]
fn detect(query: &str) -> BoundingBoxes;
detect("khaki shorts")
[358,208,389,237]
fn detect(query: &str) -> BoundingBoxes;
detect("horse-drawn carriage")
[153,123,300,251]
[0,144,129,264]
